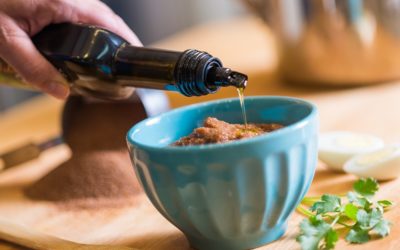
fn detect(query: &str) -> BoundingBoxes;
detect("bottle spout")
[228,71,248,89]
[207,67,248,89]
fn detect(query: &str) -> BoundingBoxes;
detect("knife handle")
[0,137,63,170]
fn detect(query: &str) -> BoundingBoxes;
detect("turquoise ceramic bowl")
[126,96,318,250]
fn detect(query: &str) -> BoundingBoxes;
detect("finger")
[0,17,70,99]
[52,0,142,46]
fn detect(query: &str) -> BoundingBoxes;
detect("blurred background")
[0,0,247,111]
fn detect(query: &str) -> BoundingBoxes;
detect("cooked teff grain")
[173,117,283,146]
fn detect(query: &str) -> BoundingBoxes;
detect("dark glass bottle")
[0,23,247,100]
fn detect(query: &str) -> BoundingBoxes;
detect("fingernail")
[48,82,70,99]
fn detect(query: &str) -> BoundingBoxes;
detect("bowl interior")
[128,96,314,148]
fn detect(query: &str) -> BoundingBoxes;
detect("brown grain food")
[24,95,147,208]
[173,117,283,146]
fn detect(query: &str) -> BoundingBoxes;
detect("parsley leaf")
[353,178,379,197]
[355,208,381,230]
[373,219,391,237]
[377,200,393,208]
[369,208,383,228]
[347,191,372,210]
[323,229,338,249]
[356,209,370,227]
[297,217,333,250]
[311,194,341,214]
[345,227,370,243]
[344,203,358,221]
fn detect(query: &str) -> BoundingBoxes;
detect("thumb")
[0,18,69,99]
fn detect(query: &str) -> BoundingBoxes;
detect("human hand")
[0,0,141,99]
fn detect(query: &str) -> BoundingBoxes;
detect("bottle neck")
[113,45,181,90]
[114,47,247,97]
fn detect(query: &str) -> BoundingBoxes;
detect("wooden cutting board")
[1,16,400,250]
[0,145,187,250]
[1,80,400,250]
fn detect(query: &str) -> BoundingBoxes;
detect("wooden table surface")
[1,16,400,249]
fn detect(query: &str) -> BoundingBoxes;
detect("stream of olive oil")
[237,87,248,128]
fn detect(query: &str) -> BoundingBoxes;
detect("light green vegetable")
[297,178,393,250]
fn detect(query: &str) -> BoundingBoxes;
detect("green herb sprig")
[296,178,393,250]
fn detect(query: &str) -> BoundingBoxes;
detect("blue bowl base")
[186,222,287,250]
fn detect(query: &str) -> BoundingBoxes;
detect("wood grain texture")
[1,16,400,249]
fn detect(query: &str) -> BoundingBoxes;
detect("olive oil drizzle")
[237,87,248,128]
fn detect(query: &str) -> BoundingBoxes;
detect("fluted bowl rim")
[127,96,317,151]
